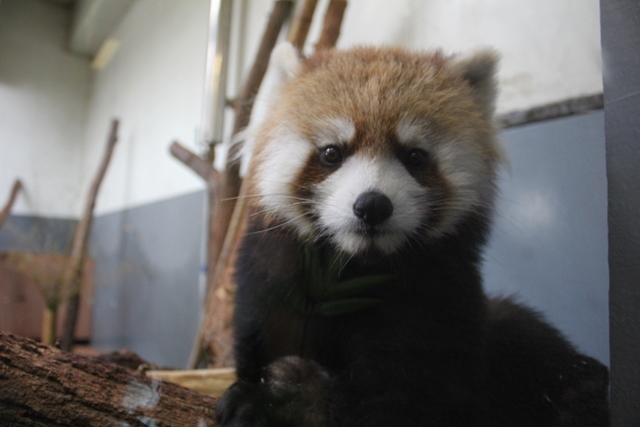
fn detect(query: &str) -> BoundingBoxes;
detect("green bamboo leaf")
[317,298,382,316]
[321,274,393,300]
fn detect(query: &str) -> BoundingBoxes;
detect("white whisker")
[248,212,313,235]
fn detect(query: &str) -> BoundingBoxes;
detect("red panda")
[216,44,609,427]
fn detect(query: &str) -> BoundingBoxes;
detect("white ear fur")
[270,41,302,81]
[239,42,302,177]
[450,48,500,119]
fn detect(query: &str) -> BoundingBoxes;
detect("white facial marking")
[314,117,355,147]
[255,118,355,237]
[397,118,496,236]
[396,118,429,147]
[240,43,301,177]
[429,137,493,232]
[315,154,427,254]
[256,128,315,236]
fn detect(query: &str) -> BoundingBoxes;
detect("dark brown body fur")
[216,45,609,427]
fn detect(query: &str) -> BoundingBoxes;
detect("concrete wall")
[0,0,211,367]
[236,0,602,116]
[82,0,210,216]
[90,191,205,367]
[0,0,91,218]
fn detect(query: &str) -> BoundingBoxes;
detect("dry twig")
[60,119,119,351]
[0,179,22,229]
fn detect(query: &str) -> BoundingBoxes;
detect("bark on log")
[0,179,22,229]
[0,331,219,426]
[60,119,119,351]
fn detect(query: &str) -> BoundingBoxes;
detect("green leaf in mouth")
[317,298,383,316]
[293,243,393,316]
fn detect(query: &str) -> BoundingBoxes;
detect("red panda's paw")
[216,356,332,427]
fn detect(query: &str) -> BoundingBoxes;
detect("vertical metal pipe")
[200,0,233,161]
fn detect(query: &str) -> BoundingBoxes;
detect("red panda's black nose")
[353,191,393,227]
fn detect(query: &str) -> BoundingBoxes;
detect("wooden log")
[60,120,119,352]
[146,368,236,397]
[0,331,219,426]
[93,348,168,372]
[0,179,22,229]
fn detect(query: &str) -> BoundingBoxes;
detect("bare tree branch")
[170,141,219,183]
[0,179,22,229]
[315,0,348,50]
[60,119,119,351]
[288,0,319,50]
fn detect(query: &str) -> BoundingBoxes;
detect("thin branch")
[232,0,294,138]
[60,119,119,351]
[170,140,218,183]
[287,0,319,50]
[315,0,347,50]
[0,179,22,229]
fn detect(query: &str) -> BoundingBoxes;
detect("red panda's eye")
[320,145,343,167]
[404,148,429,170]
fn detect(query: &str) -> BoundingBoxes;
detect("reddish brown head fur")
[244,44,503,255]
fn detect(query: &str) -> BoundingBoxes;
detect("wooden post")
[60,119,119,351]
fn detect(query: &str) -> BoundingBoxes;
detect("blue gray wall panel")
[90,190,206,368]
[483,111,609,365]
[0,215,76,254]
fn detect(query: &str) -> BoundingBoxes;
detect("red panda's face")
[246,45,503,256]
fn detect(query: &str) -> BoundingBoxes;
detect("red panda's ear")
[269,42,302,87]
[238,43,302,177]
[450,49,500,119]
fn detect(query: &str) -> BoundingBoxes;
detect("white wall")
[0,0,603,217]
[237,0,602,115]
[82,0,210,216]
[0,0,91,218]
